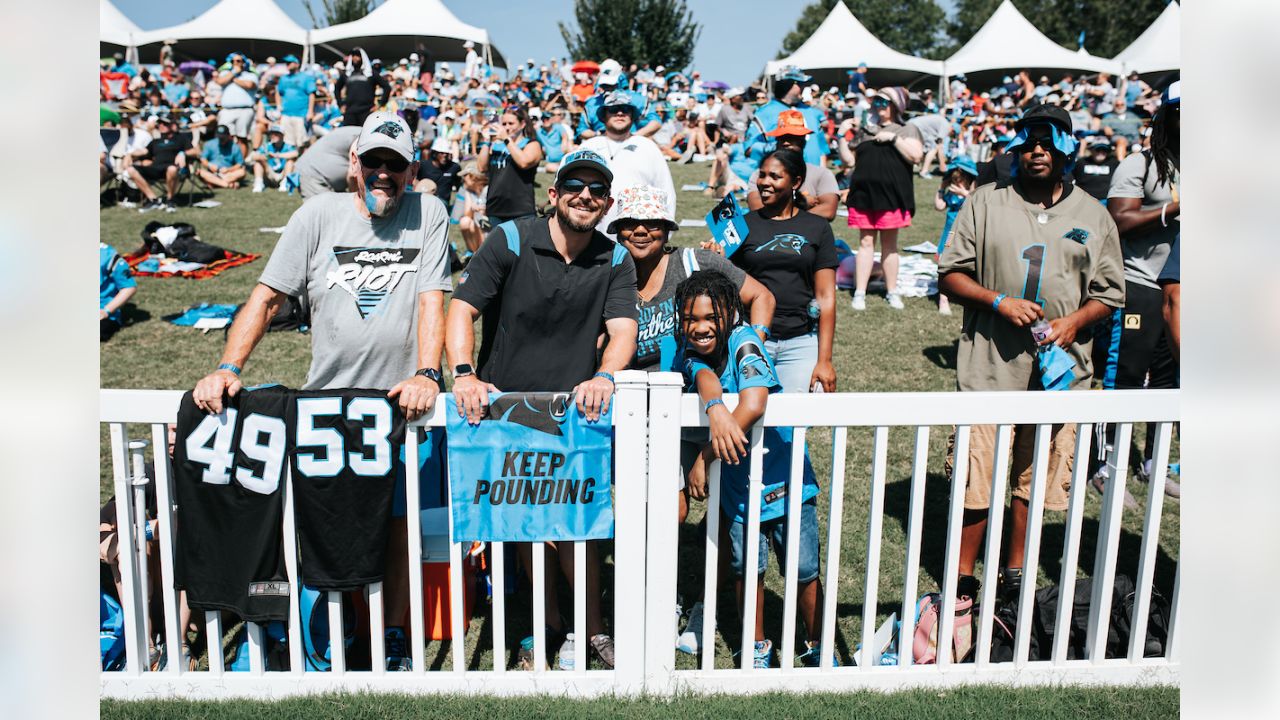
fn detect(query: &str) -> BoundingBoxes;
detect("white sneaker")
[851,293,867,311]
[277,183,288,193]
[938,303,952,315]
[886,292,904,310]
[676,601,704,655]
[252,182,265,193]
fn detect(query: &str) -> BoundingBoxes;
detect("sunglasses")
[1021,131,1057,152]
[557,178,610,198]
[604,105,634,116]
[360,153,410,173]
[871,98,891,109]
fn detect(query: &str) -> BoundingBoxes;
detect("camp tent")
[764,2,941,88]
[945,0,1121,85]
[1114,2,1180,76]
[133,0,307,64]
[309,0,506,70]
[101,0,140,56]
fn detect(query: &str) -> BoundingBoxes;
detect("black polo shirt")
[453,216,638,392]
[417,159,462,205]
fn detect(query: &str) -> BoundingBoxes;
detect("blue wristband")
[593,371,615,385]
[217,363,242,376]
[992,293,1007,311]
[704,398,725,414]
[751,324,771,340]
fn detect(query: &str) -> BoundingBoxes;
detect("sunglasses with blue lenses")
[360,152,410,173]
[871,97,891,109]
[557,178,610,198]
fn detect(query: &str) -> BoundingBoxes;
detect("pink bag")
[913,593,975,664]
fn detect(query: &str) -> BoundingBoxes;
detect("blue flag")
[706,194,749,257]
[446,392,614,542]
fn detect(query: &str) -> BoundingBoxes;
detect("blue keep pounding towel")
[1038,344,1077,391]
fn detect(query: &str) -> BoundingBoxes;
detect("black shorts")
[136,163,173,182]
[1090,281,1178,390]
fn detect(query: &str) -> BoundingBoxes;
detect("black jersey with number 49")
[287,389,407,591]
[173,387,292,623]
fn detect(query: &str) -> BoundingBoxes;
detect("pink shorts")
[846,207,913,230]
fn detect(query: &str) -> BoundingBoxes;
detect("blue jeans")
[727,499,820,582]
[765,331,818,394]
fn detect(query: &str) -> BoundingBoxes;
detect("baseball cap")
[463,40,475,49]
[268,124,284,135]
[429,137,453,154]
[554,148,613,186]
[1014,103,1073,134]
[765,109,813,137]
[356,111,415,162]
[409,52,420,62]
[459,162,483,178]
[528,107,543,119]
[215,125,231,137]
[598,60,623,86]
[949,155,978,177]
[1162,80,1180,106]
[399,58,408,66]
[607,185,677,234]
[775,66,811,83]
[283,54,300,64]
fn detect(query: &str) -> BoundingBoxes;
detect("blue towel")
[168,303,239,326]
[1038,344,1077,391]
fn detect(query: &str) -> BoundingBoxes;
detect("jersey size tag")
[1123,314,1142,330]
[247,581,290,597]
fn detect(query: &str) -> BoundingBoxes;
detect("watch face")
[454,364,474,376]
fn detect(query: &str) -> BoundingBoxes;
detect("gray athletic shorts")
[217,107,255,138]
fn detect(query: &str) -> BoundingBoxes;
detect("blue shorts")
[727,498,820,582]
[392,428,448,518]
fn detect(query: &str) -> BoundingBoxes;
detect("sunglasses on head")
[360,153,410,173]
[557,177,610,198]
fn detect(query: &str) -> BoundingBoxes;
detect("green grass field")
[99,160,1178,714]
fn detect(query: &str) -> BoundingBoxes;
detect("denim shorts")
[764,332,818,394]
[727,498,820,582]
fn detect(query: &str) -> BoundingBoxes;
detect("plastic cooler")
[420,507,475,640]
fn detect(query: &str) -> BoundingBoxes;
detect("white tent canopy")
[133,0,307,63]
[101,0,140,49]
[945,0,1121,78]
[310,0,506,70]
[764,2,941,86]
[1114,2,1180,75]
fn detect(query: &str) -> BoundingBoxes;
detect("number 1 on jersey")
[1020,244,1046,304]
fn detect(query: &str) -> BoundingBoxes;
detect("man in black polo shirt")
[125,116,191,212]
[414,136,462,207]
[445,148,638,670]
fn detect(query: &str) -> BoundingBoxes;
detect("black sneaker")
[997,567,1023,605]
[164,199,178,213]
[957,574,981,601]
[138,198,164,214]
[384,626,411,671]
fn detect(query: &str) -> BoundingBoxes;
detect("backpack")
[299,584,359,671]
[139,221,226,264]
[912,592,975,664]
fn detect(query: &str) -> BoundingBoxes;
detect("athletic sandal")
[589,633,615,669]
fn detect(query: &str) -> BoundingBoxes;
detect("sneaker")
[1136,459,1181,498]
[384,626,411,671]
[851,292,867,311]
[886,292,905,310]
[1089,467,1138,510]
[557,633,577,670]
[997,567,1023,605]
[117,198,138,209]
[164,199,178,213]
[676,601,704,655]
[957,573,981,601]
[138,198,164,213]
[589,633,615,669]
[752,639,774,669]
[797,640,840,668]
[938,300,952,316]
[277,183,288,193]
[252,182,265,193]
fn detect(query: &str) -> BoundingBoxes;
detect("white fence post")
[640,371,681,693]
[612,369,651,694]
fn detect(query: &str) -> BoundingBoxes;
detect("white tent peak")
[765,1,942,78]
[135,0,306,46]
[946,0,1120,76]
[311,0,504,67]
[1114,1,1180,74]
[101,0,140,47]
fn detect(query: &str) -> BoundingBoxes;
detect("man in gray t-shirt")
[192,112,453,671]
[296,125,362,199]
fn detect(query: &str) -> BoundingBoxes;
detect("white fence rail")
[100,375,1179,699]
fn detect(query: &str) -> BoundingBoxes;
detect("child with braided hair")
[673,269,833,669]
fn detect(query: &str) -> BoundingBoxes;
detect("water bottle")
[812,381,825,394]
[807,298,820,320]
[1030,319,1051,346]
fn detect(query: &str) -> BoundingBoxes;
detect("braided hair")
[1147,101,1179,187]
[674,270,745,366]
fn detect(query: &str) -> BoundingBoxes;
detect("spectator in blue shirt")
[100,243,138,341]
[746,67,831,168]
[534,107,573,172]
[198,125,246,189]
[249,126,297,192]
[846,63,868,96]
[162,76,190,106]
[274,55,315,149]
[577,60,661,140]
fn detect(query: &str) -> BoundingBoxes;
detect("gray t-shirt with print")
[1107,151,1179,289]
[633,247,746,372]
[258,191,453,390]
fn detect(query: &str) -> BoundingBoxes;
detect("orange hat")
[765,109,813,137]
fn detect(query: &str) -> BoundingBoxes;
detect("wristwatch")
[453,363,474,378]
[415,367,444,384]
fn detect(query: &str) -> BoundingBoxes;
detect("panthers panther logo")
[1063,228,1090,244]
[756,233,808,255]
[372,121,404,139]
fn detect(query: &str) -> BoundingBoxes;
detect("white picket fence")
[100,372,1179,699]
